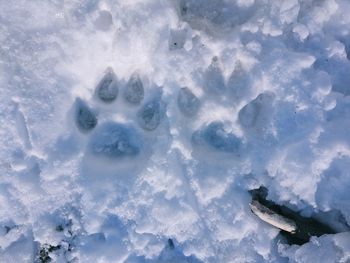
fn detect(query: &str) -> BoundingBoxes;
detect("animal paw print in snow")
[73,62,263,158]
[73,67,201,159]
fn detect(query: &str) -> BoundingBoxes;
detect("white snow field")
[1,0,350,262]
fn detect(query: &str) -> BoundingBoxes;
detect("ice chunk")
[95,68,118,103]
[74,98,97,132]
[177,87,200,117]
[137,98,166,131]
[123,73,144,104]
[89,122,141,158]
[192,121,241,153]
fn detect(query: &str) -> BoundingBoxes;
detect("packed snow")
[1,0,350,262]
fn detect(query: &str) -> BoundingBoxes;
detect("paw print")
[73,67,203,163]
[192,121,242,153]
[72,58,273,166]
[95,67,119,103]
[74,98,98,133]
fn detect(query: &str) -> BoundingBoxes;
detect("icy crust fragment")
[95,68,118,103]
[89,122,141,158]
[123,73,144,104]
[137,97,166,131]
[177,87,200,117]
[192,121,241,153]
[238,92,275,128]
[74,98,97,132]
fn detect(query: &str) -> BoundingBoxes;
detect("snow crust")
[1,0,350,262]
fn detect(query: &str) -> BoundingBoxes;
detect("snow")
[1,0,350,262]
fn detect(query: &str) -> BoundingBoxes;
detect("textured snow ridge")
[1,0,350,262]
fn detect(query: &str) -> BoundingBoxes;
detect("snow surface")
[1,0,350,262]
